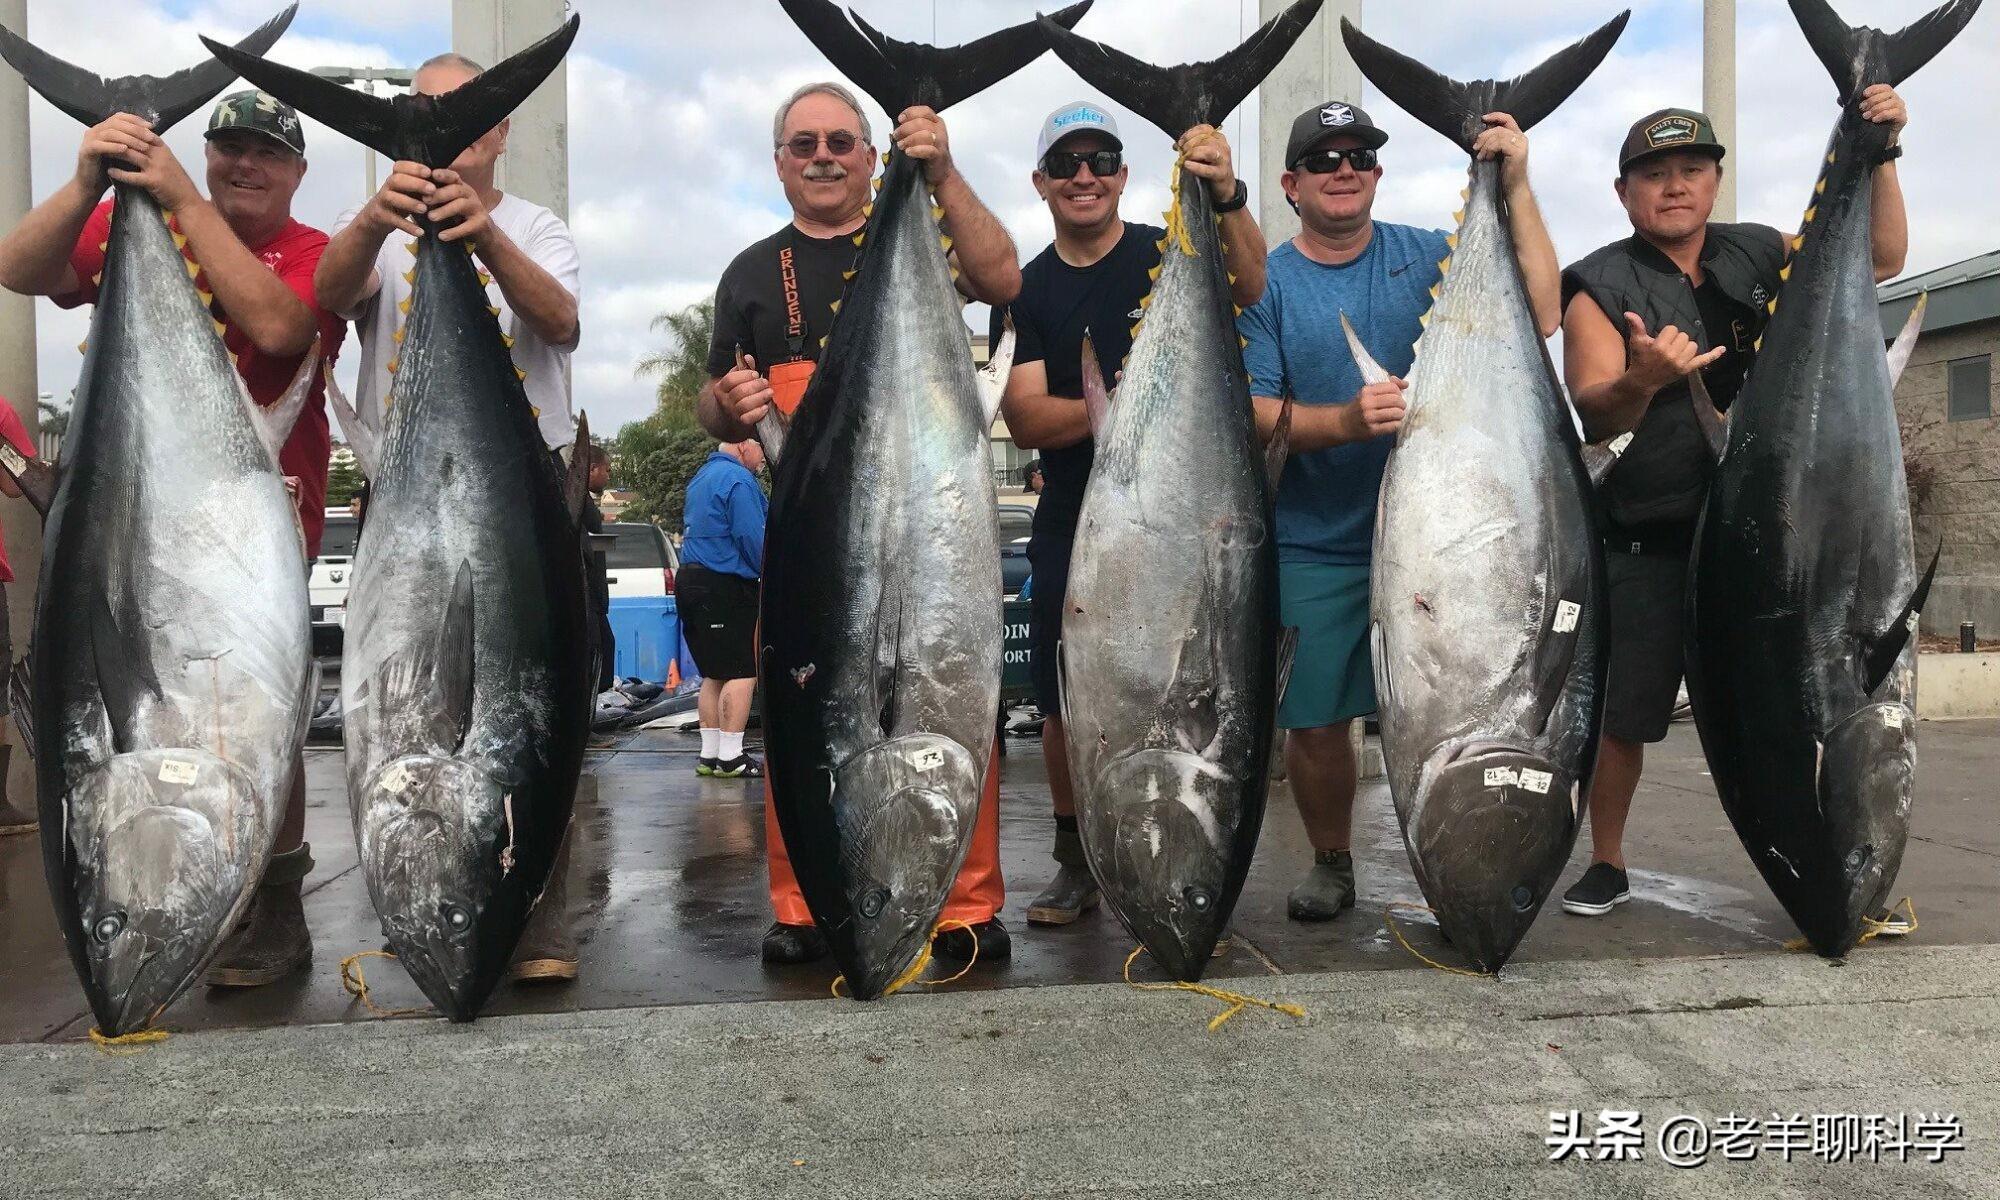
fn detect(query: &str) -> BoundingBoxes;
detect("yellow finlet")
[386,357,399,374]
[829,299,841,314]
[842,269,857,281]
[1156,238,1169,253]
[196,288,213,307]
[861,203,873,218]
[501,333,515,349]
[402,269,416,284]
[90,272,101,287]
[97,241,107,252]
[212,319,226,337]
[852,232,865,247]
[1460,187,1470,201]
[477,270,492,287]
[171,231,187,250]
[931,205,944,221]
[184,259,200,279]
[1815,178,1827,196]
[1225,271,1236,286]
[1131,322,1143,339]
[1445,234,1458,250]
[529,405,540,419]
[404,240,419,256]
[1239,335,1249,350]
[392,327,405,344]
[872,177,883,193]
[1753,335,1763,352]
[515,366,528,382]
[1827,150,1837,164]
[1452,209,1464,224]
[398,298,412,315]
[1792,235,1805,251]
[487,305,501,317]
[228,351,238,367]
[819,335,828,349]
[1428,284,1440,300]
[1438,258,1451,275]
[76,340,86,355]
[1419,313,1431,328]
[1766,298,1778,314]
[1138,294,1152,310]
[1233,304,1244,317]
[1779,264,1792,281]
[939,235,953,252]
[1803,205,1817,223]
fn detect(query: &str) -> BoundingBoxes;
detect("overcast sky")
[13,0,1999,437]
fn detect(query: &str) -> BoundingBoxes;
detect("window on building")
[1948,354,1992,422]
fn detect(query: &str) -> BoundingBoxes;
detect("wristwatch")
[1877,143,1904,164]
[1212,177,1249,214]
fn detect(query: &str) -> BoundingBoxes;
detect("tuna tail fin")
[1887,292,1929,388]
[1862,543,1941,694]
[1340,10,1629,151]
[779,0,1091,117]
[1790,0,1982,100]
[0,5,294,133]
[0,440,55,519]
[1689,369,1729,464]
[1039,0,1320,138]
[201,15,578,167]
[564,410,592,529]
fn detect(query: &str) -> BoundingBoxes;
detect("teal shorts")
[1277,561,1377,730]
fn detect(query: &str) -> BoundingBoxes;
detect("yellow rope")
[1384,901,1493,978]
[339,950,433,1018]
[1120,945,1307,1032]
[1783,896,1919,953]
[87,1027,168,1052]
[830,918,979,999]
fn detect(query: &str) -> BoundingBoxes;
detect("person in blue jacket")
[679,439,768,777]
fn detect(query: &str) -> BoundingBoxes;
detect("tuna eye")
[1510,885,1535,911]
[93,913,125,943]
[442,904,472,932]
[1182,887,1212,912]
[858,889,888,919]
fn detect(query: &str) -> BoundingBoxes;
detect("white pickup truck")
[309,509,358,654]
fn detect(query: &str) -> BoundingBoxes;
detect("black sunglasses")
[783,131,861,159]
[1041,149,1123,179]
[1295,147,1379,174]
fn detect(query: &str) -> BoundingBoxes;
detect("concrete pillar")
[1704,0,1736,222]
[1257,0,1363,247]
[0,0,40,815]
[452,0,570,221]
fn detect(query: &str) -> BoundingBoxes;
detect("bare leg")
[719,678,756,733]
[1285,720,1357,852]
[697,678,723,730]
[1584,733,1643,870]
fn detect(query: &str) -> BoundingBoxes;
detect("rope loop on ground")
[1120,945,1308,1032]
[1384,901,1493,979]
[87,1026,168,1052]
[830,919,979,999]
[339,949,433,1018]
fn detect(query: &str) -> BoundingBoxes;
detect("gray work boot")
[510,838,579,982]
[0,745,35,835]
[1026,827,1100,926]
[1287,849,1356,921]
[206,843,314,987]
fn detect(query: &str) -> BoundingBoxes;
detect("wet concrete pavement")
[3,718,1997,1042]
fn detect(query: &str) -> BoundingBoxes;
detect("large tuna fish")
[0,7,309,1036]
[1036,0,1322,983]
[759,0,1087,1000]
[1687,0,1978,958]
[204,20,596,1020]
[1341,15,1626,973]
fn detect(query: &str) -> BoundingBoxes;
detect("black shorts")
[1602,547,1689,744]
[677,564,759,682]
[1027,532,1073,716]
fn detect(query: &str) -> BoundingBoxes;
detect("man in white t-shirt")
[315,50,584,984]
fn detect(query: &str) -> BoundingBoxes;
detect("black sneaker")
[695,757,717,777]
[713,755,763,778]
[932,918,1011,962]
[1561,862,1630,916]
[761,921,826,964]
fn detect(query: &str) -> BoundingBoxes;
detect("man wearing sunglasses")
[992,101,1267,928]
[1239,99,1562,924]
[701,82,1023,969]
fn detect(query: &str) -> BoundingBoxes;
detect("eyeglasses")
[1041,149,1123,179]
[1295,147,1379,174]
[782,131,861,159]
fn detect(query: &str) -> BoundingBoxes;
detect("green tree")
[633,296,713,434]
[619,296,719,525]
[326,449,365,506]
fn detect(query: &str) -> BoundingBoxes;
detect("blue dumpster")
[609,596,699,685]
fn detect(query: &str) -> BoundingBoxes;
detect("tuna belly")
[1405,742,1579,972]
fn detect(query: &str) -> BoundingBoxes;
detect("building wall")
[1896,317,2000,576]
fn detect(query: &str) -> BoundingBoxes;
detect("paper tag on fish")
[380,763,411,794]
[1906,612,1920,634]
[1519,768,1553,794]
[157,758,198,785]
[1882,707,1902,728]
[1553,601,1581,634]
[1484,766,1519,788]
[912,748,945,772]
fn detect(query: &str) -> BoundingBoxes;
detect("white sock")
[719,731,745,760]
[700,727,720,758]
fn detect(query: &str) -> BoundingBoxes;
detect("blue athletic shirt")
[680,452,767,581]
[1238,222,1450,566]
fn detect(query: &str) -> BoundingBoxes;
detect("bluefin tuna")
[1341,15,1627,973]
[0,7,311,1036]
[1035,0,1323,983]
[1687,0,1979,958]
[759,0,1088,1000]
[203,20,596,1019]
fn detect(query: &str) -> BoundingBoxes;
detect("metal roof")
[1879,249,2000,339]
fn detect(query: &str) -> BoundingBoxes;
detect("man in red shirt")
[0,90,344,979]
[0,401,42,835]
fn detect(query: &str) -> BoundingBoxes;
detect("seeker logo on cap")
[1321,103,1355,127]
[1645,114,1698,149]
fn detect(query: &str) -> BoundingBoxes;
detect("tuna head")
[1780,701,1916,958]
[357,755,540,1020]
[1085,749,1243,981]
[1406,744,1579,973]
[65,749,262,1036]
[826,734,982,1000]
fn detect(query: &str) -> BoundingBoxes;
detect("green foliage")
[615,425,714,530]
[326,450,365,506]
[633,296,714,436]
[618,296,719,526]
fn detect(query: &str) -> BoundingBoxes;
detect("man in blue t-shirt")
[1240,99,1563,921]
[993,101,1266,926]
[679,439,769,779]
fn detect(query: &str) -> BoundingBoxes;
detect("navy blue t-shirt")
[991,222,1165,551]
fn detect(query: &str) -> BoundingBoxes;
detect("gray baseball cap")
[1285,99,1387,168]
[1036,101,1121,163]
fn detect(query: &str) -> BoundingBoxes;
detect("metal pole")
[1705,0,1737,222]
[0,0,42,817]
[453,0,570,221]
[1258,0,1363,247]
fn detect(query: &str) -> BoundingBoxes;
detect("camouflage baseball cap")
[204,90,306,155]
[1619,107,1724,173]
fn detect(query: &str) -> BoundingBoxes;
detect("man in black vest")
[1557,95,1911,918]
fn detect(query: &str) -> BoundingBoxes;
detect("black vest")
[1562,223,1786,528]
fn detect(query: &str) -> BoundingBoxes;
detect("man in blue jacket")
[680,439,768,777]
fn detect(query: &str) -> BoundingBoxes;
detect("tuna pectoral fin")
[1689,369,1728,464]
[1792,0,1980,97]
[90,594,163,755]
[1039,0,1320,138]
[1081,331,1115,440]
[1579,432,1633,487]
[1340,10,1627,149]
[1340,313,1390,386]
[780,0,1090,117]
[0,441,55,519]
[323,363,379,479]
[563,410,593,529]
[0,5,293,133]
[204,16,578,169]
[8,654,34,761]
[434,562,477,749]
[978,317,1017,429]
[1275,626,1301,707]
[1861,544,1941,695]
[1887,293,1929,389]
[253,339,321,464]
[1265,399,1294,496]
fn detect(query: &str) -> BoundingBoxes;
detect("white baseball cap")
[1035,101,1122,163]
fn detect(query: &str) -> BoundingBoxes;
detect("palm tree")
[634,297,714,432]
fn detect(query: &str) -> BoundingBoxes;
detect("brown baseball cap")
[1619,108,1725,173]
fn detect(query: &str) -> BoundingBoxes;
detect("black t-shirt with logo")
[991,222,1165,552]
[707,225,857,376]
